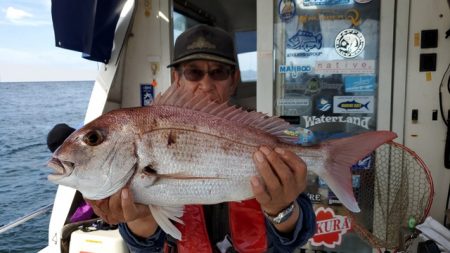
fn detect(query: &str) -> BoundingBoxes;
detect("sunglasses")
[181,67,234,81]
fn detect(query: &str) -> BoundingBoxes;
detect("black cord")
[439,63,450,127]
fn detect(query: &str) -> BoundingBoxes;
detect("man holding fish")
[85,24,316,252]
[49,24,396,252]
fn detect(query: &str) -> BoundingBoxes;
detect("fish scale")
[132,128,261,206]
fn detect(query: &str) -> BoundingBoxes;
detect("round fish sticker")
[278,0,296,22]
[355,0,373,3]
[335,29,365,58]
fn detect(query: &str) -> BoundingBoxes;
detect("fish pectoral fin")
[149,204,184,240]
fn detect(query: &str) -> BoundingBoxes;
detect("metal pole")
[0,204,53,234]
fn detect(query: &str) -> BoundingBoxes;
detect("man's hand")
[85,186,159,238]
[251,146,307,233]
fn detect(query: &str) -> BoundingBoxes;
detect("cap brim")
[167,53,236,68]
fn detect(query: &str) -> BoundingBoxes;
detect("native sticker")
[278,0,296,22]
[310,207,352,248]
[335,29,365,58]
[140,84,154,106]
[333,96,374,114]
[315,60,375,74]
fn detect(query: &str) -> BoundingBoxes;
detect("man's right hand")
[85,186,159,238]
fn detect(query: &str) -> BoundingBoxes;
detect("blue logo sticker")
[278,0,296,22]
[140,84,154,106]
[302,0,353,8]
[338,100,369,110]
[344,75,375,92]
[352,154,373,170]
[328,191,342,205]
[287,30,322,51]
[352,175,361,188]
[316,97,332,112]
[333,96,374,114]
[283,127,317,145]
[279,65,312,73]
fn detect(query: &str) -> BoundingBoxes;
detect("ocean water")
[0,81,93,253]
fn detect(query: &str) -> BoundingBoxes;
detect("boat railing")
[0,203,53,234]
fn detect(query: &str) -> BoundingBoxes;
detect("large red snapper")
[48,85,397,239]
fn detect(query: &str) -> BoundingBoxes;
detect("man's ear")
[172,69,181,87]
[230,69,240,96]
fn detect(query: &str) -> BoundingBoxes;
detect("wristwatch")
[263,202,296,224]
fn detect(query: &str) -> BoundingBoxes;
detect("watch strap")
[263,202,295,224]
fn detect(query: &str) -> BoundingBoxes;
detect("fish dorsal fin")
[154,85,292,139]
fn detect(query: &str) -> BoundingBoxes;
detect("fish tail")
[317,131,397,212]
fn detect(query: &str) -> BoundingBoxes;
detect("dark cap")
[47,123,76,152]
[168,24,236,67]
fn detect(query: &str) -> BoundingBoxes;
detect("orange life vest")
[164,199,267,253]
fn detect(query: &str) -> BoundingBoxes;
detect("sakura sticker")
[310,207,352,248]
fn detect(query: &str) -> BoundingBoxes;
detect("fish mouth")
[47,157,75,181]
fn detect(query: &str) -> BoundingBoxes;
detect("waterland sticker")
[315,60,375,74]
[344,75,375,92]
[333,96,374,114]
[302,115,372,129]
[335,28,365,58]
[278,0,296,22]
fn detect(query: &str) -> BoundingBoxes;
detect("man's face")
[173,60,239,103]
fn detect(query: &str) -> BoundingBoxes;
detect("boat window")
[235,31,257,83]
[173,11,200,43]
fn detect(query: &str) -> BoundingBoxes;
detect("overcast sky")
[0,0,97,82]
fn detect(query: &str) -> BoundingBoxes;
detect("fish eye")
[83,130,104,146]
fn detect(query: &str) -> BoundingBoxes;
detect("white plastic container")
[69,229,128,253]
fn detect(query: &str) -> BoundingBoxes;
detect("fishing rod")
[0,203,53,234]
